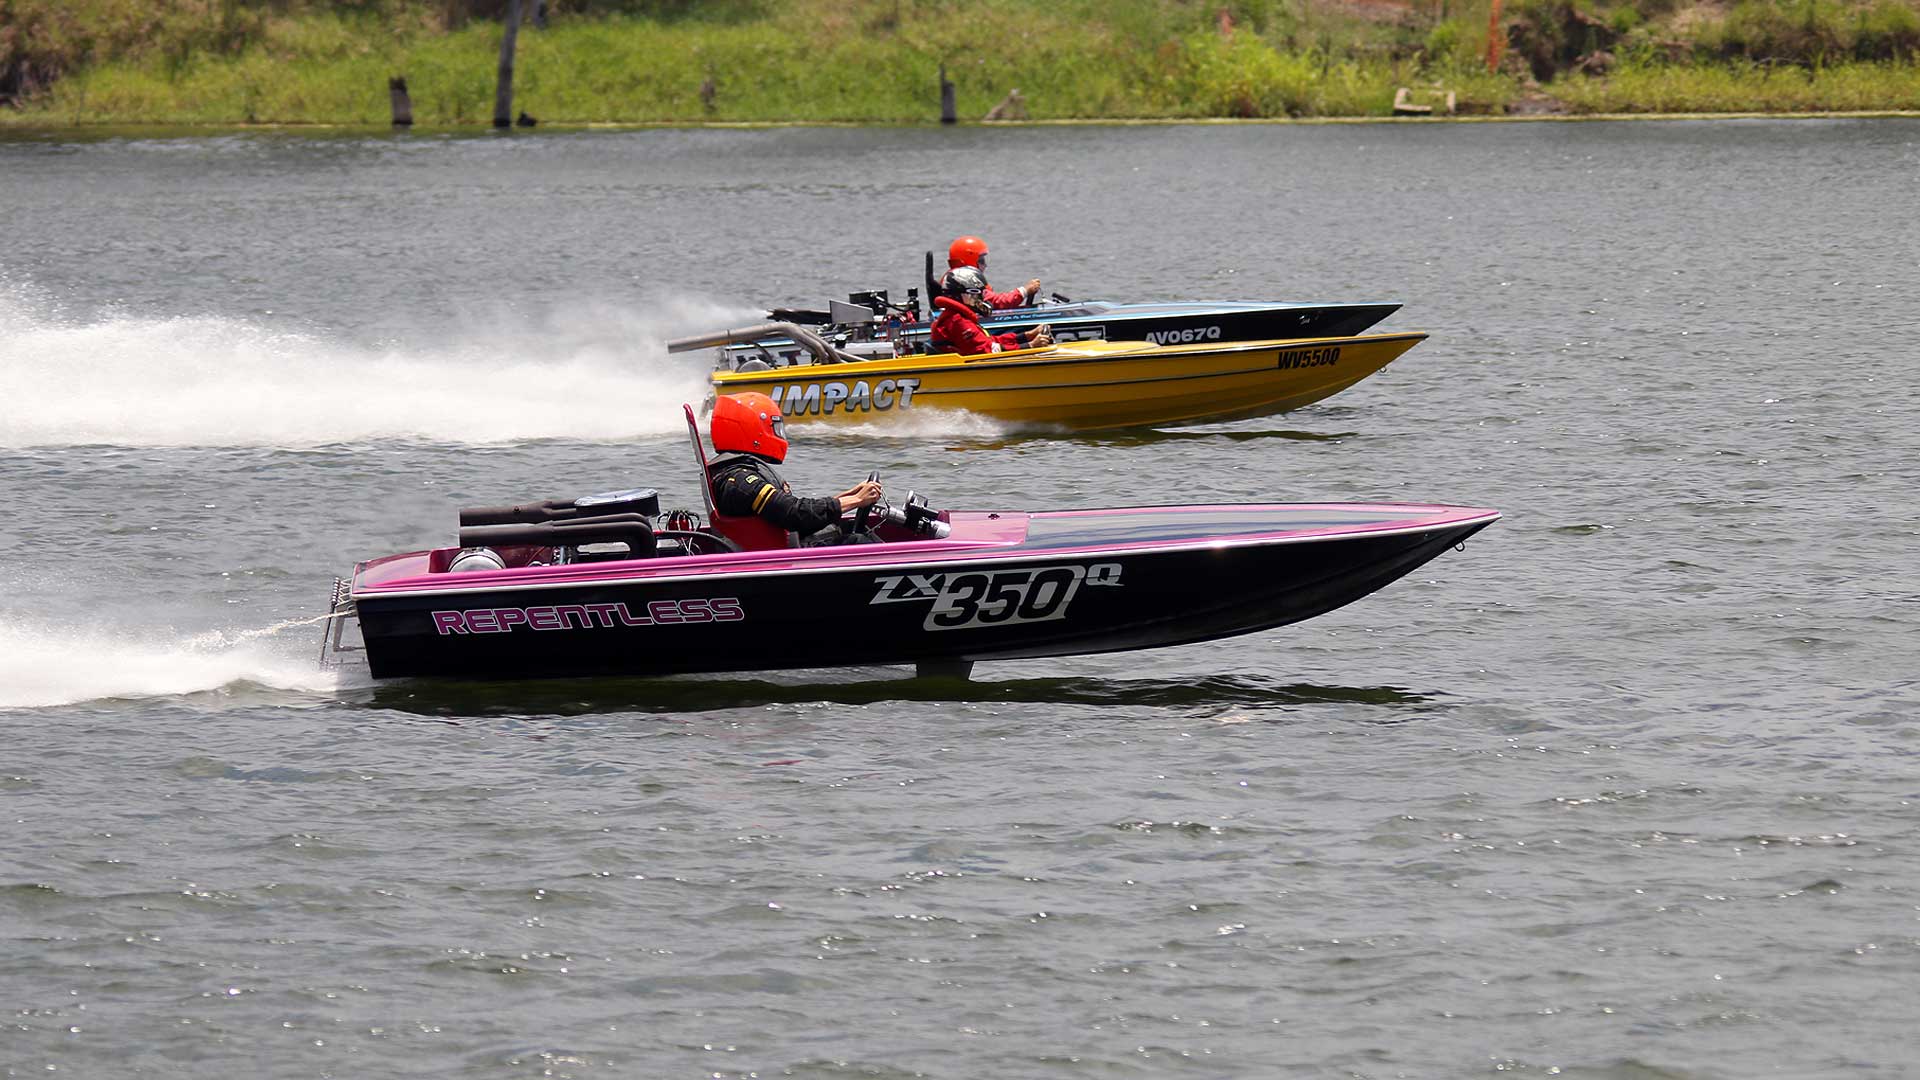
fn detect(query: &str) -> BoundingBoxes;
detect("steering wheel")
[852,470,881,537]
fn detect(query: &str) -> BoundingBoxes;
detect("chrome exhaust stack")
[665,321,862,365]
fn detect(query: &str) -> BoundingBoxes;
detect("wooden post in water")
[939,64,956,124]
[388,76,413,127]
[494,0,523,129]
[984,88,1027,121]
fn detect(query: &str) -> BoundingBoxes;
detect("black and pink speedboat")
[321,411,1498,682]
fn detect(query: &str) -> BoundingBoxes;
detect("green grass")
[4,0,1920,126]
[0,7,1510,125]
[1552,57,1920,111]
[1,10,1377,124]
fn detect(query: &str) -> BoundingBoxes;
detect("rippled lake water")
[2,118,1918,1078]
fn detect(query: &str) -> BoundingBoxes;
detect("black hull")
[969,303,1402,346]
[728,302,1403,367]
[354,521,1488,682]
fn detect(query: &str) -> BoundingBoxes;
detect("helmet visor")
[770,415,787,441]
[975,252,988,275]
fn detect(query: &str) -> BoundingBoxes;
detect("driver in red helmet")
[707,392,883,546]
[947,235,1042,310]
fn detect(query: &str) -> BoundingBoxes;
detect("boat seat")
[684,403,793,553]
[707,511,792,553]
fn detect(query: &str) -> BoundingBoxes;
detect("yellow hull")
[708,332,1426,431]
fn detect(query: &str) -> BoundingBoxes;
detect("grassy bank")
[1552,58,1920,111]
[3,0,1920,126]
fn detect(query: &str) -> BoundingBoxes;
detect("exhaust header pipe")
[458,513,658,557]
[665,321,861,365]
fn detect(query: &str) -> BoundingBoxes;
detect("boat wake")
[0,280,757,449]
[0,617,346,710]
[808,408,1016,443]
[351,671,1433,719]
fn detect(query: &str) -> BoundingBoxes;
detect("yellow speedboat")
[695,331,1426,431]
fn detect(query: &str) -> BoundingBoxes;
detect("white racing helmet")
[941,265,990,314]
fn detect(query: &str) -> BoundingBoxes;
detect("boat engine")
[453,488,662,566]
[439,481,948,573]
[448,547,507,572]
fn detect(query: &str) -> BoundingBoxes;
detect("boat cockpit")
[423,404,950,576]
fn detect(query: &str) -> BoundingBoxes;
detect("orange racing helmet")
[710,392,789,463]
[947,235,989,272]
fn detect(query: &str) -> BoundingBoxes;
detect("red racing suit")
[929,295,1025,356]
[983,282,1031,310]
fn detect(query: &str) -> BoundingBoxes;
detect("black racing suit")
[707,453,854,547]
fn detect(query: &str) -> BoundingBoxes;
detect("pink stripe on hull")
[353,504,1498,596]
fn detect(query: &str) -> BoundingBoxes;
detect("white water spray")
[0,616,347,710]
[807,408,1015,442]
[0,284,759,448]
